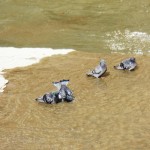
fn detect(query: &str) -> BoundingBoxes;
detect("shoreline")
[0,47,75,92]
[1,48,149,93]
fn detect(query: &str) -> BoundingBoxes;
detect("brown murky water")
[1,0,150,149]
[0,51,150,149]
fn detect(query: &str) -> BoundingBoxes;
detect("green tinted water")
[0,0,150,53]
[1,1,150,149]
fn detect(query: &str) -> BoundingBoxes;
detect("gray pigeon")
[86,59,107,78]
[114,57,137,71]
[35,91,61,104]
[53,80,74,102]
[35,80,74,104]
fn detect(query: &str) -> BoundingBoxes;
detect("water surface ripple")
[0,0,150,53]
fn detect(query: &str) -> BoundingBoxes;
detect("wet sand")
[0,51,150,149]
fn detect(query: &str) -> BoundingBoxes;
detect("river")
[0,1,150,149]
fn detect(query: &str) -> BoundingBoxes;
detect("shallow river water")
[0,1,150,150]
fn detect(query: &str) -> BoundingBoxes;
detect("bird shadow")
[102,72,110,77]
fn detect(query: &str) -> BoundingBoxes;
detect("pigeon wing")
[52,82,61,90]
[60,79,69,85]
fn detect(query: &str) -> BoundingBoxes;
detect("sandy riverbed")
[0,51,150,149]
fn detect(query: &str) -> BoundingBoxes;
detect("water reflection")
[106,30,150,55]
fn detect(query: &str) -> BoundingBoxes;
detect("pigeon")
[114,57,137,71]
[35,79,74,104]
[86,59,107,78]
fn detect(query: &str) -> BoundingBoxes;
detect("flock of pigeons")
[35,57,137,104]
[35,79,74,104]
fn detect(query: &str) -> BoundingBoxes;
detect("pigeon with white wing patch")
[35,79,74,104]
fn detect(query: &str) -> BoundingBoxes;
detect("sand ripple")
[0,51,150,149]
